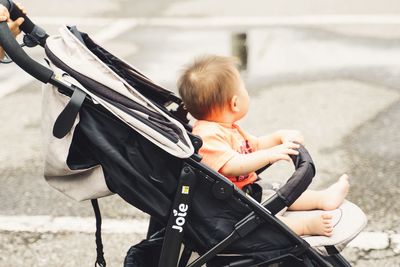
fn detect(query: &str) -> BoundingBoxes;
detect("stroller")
[0,1,367,266]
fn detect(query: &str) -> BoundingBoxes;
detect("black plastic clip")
[212,181,233,200]
[22,25,48,48]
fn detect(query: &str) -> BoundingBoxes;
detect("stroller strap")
[91,199,106,267]
[53,86,86,139]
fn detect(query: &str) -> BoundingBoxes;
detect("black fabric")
[68,27,191,125]
[91,199,106,267]
[78,31,181,107]
[45,48,184,144]
[108,98,180,143]
[123,238,163,267]
[243,182,263,203]
[206,250,299,267]
[185,171,295,262]
[76,28,190,127]
[67,103,182,220]
[178,246,193,267]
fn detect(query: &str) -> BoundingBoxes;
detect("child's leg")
[288,174,349,211]
[278,214,333,236]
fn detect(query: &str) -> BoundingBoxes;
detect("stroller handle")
[0,0,53,83]
[0,0,34,34]
[263,144,316,214]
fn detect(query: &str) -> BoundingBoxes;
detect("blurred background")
[0,0,399,266]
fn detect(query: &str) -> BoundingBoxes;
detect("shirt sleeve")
[199,132,239,172]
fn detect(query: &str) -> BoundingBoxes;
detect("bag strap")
[91,199,106,267]
[53,86,86,139]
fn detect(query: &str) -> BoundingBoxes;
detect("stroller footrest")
[283,200,367,256]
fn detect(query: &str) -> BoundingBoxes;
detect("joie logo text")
[172,204,188,233]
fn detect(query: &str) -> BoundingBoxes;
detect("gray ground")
[1,0,400,266]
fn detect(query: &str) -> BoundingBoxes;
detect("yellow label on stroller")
[182,186,190,194]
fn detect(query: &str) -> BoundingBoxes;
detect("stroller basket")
[0,1,366,266]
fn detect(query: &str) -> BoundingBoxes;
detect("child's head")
[178,55,249,122]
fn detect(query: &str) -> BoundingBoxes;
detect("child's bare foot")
[319,174,350,210]
[302,214,333,237]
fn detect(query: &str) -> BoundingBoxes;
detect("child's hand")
[265,142,300,164]
[278,130,304,145]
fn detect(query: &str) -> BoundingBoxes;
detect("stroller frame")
[156,155,351,267]
[0,1,355,266]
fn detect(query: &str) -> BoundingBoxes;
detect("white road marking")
[0,215,148,235]
[90,19,138,43]
[2,14,400,99]
[0,215,396,251]
[3,13,400,99]
[347,232,390,250]
[391,234,400,254]
[35,15,400,28]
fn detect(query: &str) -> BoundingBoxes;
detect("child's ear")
[230,95,239,113]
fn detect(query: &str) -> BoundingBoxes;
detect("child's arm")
[220,142,300,177]
[256,130,304,150]
[0,4,25,60]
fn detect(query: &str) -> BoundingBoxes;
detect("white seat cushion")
[282,200,367,255]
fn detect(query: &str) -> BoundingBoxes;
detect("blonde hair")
[178,55,240,120]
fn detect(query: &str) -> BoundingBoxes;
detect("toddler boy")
[178,55,349,237]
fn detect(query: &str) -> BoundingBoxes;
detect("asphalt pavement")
[1,0,400,266]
